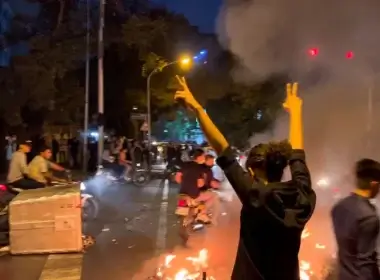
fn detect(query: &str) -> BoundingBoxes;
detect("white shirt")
[7,151,28,183]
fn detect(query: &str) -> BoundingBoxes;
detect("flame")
[299,260,311,280]
[186,248,209,268]
[315,243,326,249]
[301,228,310,239]
[165,254,176,267]
[155,249,210,279]
[174,269,189,280]
[300,269,310,280]
[199,249,208,268]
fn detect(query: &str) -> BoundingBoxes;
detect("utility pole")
[97,0,105,166]
[83,0,90,172]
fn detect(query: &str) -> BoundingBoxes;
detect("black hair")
[192,148,205,160]
[245,140,291,182]
[39,145,51,153]
[355,158,380,189]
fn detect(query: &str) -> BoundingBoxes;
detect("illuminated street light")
[308,48,319,57]
[146,50,206,158]
[345,51,354,59]
[180,57,191,65]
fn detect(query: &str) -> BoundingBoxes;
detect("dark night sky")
[11,0,222,33]
[155,0,222,33]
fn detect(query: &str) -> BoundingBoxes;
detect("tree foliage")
[0,0,285,145]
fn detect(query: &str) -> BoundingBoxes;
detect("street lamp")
[146,56,192,152]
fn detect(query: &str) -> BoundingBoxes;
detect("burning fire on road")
[148,249,215,280]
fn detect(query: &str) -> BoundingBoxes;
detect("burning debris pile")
[300,228,336,280]
[146,226,335,280]
[148,249,215,280]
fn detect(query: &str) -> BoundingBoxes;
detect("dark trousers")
[71,151,78,168]
[11,178,45,190]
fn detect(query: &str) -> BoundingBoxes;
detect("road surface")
[0,176,338,280]
[0,179,240,280]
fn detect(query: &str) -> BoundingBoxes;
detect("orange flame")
[174,269,189,280]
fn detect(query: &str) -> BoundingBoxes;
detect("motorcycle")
[79,181,100,221]
[175,195,208,246]
[97,162,150,187]
[165,164,181,184]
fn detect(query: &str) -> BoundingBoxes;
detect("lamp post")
[97,0,105,167]
[83,0,90,172]
[146,58,191,151]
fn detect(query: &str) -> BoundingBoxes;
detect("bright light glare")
[308,48,319,57]
[316,178,329,187]
[346,51,354,59]
[80,182,86,191]
[180,58,190,65]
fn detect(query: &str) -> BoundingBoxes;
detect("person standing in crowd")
[175,76,315,280]
[68,136,80,168]
[58,133,68,164]
[131,140,143,168]
[52,135,59,162]
[5,136,14,167]
[141,142,150,169]
[331,159,380,280]
[166,142,176,168]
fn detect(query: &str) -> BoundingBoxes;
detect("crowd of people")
[5,133,80,169]
[173,75,380,280]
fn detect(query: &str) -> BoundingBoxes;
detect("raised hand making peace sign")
[174,75,202,110]
[283,82,302,113]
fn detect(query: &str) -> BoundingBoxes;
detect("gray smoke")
[217,0,380,176]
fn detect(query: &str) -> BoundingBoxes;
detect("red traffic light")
[346,51,354,59]
[308,48,319,57]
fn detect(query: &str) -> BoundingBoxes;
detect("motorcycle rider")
[200,154,221,224]
[175,149,218,224]
[174,77,315,280]
[28,145,66,186]
[6,139,44,190]
[118,146,132,179]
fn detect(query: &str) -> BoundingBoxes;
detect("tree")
[206,75,286,148]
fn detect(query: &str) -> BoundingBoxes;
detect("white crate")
[9,184,82,254]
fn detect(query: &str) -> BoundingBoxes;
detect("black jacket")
[217,148,316,280]
[332,194,380,280]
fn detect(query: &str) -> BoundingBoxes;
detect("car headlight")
[80,182,86,191]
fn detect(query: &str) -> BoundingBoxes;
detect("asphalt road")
[0,179,241,280]
[0,174,340,280]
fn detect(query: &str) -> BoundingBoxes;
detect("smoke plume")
[217,0,380,176]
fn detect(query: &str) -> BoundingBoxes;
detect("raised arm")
[283,83,312,194]
[283,83,303,149]
[174,76,229,155]
[174,76,261,205]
